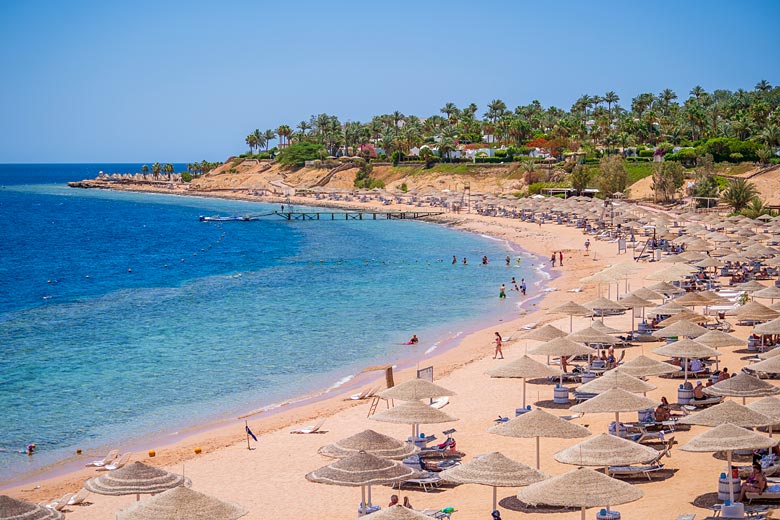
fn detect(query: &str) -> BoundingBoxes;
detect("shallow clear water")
[0,164,542,481]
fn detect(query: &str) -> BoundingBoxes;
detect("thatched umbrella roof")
[754,317,780,335]
[657,311,712,327]
[440,452,548,511]
[737,280,768,293]
[377,379,455,401]
[84,462,191,500]
[520,324,568,342]
[569,388,658,414]
[516,468,643,513]
[553,433,659,467]
[647,281,685,295]
[615,355,681,377]
[591,321,622,335]
[652,339,720,362]
[745,355,780,374]
[584,297,627,312]
[488,408,591,470]
[703,373,780,399]
[549,301,593,316]
[576,369,656,394]
[695,330,743,348]
[487,355,560,379]
[629,287,664,301]
[370,400,457,426]
[651,320,709,338]
[0,495,64,520]
[115,487,247,520]
[695,257,722,268]
[759,347,780,359]
[646,264,697,281]
[674,292,714,306]
[528,337,594,357]
[617,294,652,308]
[647,301,688,316]
[733,301,779,321]
[305,451,416,486]
[752,286,780,300]
[678,400,774,427]
[567,327,618,345]
[747,396,780,424]
[318,430,419,460]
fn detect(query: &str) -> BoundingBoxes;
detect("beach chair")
[45,493,74,511]
[675,515,695,520]
[97,452,131,471]
[607,443,672,480]
[349,387,378,400]
[399,473,442,492]
[290,418,326,434]
[431,396,449,409]
[85,449,119,467]
[67,488,90,506]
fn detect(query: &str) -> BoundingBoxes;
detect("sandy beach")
[3,186,776,520]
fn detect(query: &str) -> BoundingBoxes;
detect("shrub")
[495,150,508,158]
[475,157,505,163]
[638,149,655,158]
[181,171,193,183]
[400,182,408,192]
[696,137,760,162]
[729,153,744,162]
[276,142,326,167]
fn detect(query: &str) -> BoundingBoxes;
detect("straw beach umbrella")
[618,293,652,333]
[567,326,618,346]
[647,281,685,296]
[615,355,681,377]
[305,451,416,515]
[440,452,548,511]
[733,301,779,322]
[754,317,780,335]
[760,347,780,359]
[748,396,780,435]
[745,355,780,376]
[520,324,567,342]
[115,486,247,520]
[318,430,419,460]
[548,302,593,332]
[84,462,191,502]
[576,369,656,395]
[553,433,658,467]
[696,330,743,349]
[657,310,712,327]
[703,373,780,403]
[377,379,456,402]
[0,495,64,520]
[680,424,779,504]
[652,339,720,382]
[370,400,457,439]
[516,468,643,520]
[678,400,773,428]
[569,388,658,433]
[752,286,780,302]
[528,337,594,358]
[630,287,664,302]
[487,355,561,408]
[591,320,622,335]
[488,408,591,469]
[584,297,627,322]
[651,319,709,339]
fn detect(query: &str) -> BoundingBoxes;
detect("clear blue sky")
[1,0,778,163]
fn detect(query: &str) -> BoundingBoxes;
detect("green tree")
[570,164,592,194]
[651,161,685,202]
[141,164,149,176]
[597,156,628,196]
[722,177,759,212]
[276,142,325,167]
[263,129,276,151]
[741,197,773,219]
[245,134,258,154]
[152,162,161,180]
[419,147,436,168]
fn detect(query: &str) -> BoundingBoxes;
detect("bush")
[770,158,780,165]
[400,182,408,192]
[495,150,508,158]
[665,148,698,167]
[475,157,506,163]
[729,153,744,161]
[638,149,655,158]
[181,171,193,183]
[626,157,651,162]
[528,182,567,195]
[276,142,326,167]
[696,137,760,162]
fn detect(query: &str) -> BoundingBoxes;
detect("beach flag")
[245,424,258,442]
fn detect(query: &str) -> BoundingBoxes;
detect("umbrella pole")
[728,450,736,504]
[570,315,573,333]
[493,486,498,512]
[581,506,586,520]
[614,411,620,434]
[368,484,372,507]
[536,436,541,470]
[684,357,688,384]
[361,486,367,515]
[522,378,527,409]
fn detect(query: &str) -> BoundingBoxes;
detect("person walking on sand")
[499,284,506,299]
[559,251,564,267]
[493,332,504,359]
[584,239,590,253]
[550,253,556,267]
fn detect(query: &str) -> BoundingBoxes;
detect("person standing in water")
[463,257,468,265]
[499,284,506,299]
[452,255,457,264]
[550,253,556,267]
[521,278,526,295]
[559,251,564,266]
[493,332,504,359]
[505,255,511,266]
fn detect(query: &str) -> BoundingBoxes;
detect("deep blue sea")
[0,164,542,482]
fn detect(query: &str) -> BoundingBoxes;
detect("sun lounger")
[676,515,695,520]
[431,396,449,409]
[686,397,723,408]
[349,387,378,400]
[290,418,326,434]
[607,444,672,480]
[67,488,90,506]
[97,452,131,471]
[85,449,119,467]
[45,493,74,511]
[399,473,442,492]
[559,412,583,421]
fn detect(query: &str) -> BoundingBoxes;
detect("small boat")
[199,215,260,222]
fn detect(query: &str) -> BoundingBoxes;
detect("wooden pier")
[273,211,445,221]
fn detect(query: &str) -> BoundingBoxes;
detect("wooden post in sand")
[245,421,253,450]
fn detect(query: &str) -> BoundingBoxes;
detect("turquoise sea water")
[0,164,543,482]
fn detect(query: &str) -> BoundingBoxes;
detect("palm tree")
[755,80,772,92]
[277,125,291,148]
[263,129,276,151]
[245,134,258,154]
[741,198,773,219]
[440,102,459,125]
[297,121,311,136]
[152,162,161,181]
[659,88,677,115]
[689,85,706,99]
[437,137,456,162]
[163,163,174,181]
[722,178,759,212]
[604,91,619,120]
[141,164,149,176]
